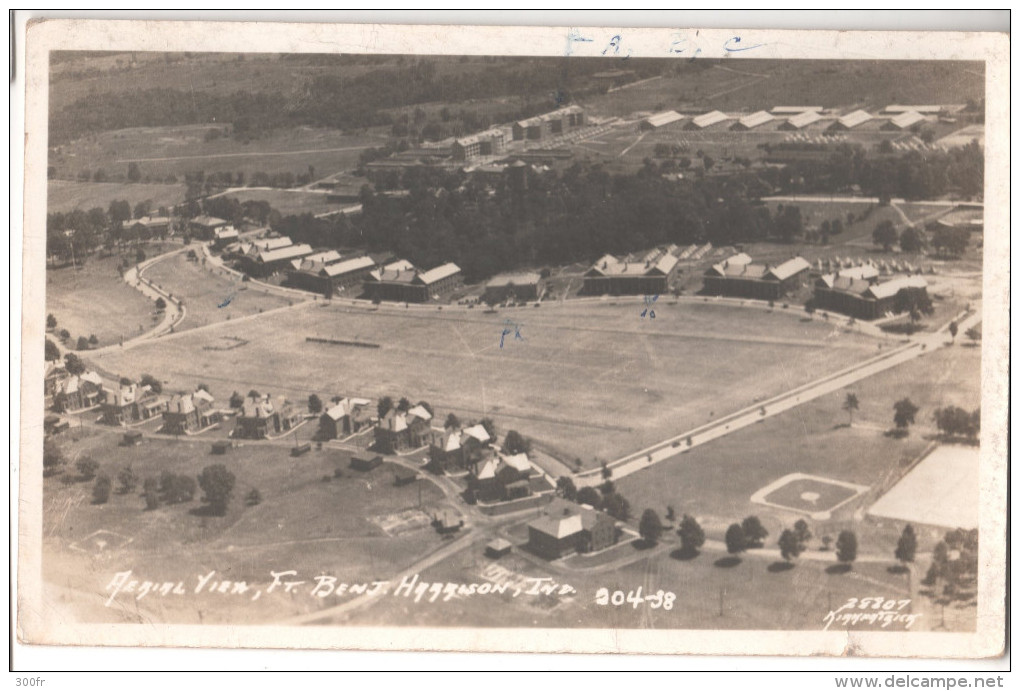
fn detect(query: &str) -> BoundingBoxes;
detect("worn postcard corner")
[17,19,1008,659]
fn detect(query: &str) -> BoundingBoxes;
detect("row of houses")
[638,108,936,132]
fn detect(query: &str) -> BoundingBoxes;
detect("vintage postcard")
[16,19,1008,658]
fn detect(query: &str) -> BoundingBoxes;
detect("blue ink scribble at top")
[724,36,764,53]
[564,28,592,57]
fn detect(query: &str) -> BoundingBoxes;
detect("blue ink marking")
[723,36,764,53]
[668,33,702,61]
[564,28,592,57]
[640,294,659,319]
[218,294,235,308]
[602,34,633,60]
[499,319,526,349]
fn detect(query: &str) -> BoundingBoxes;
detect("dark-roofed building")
[468,453,535,502]
[350,455,383,472]
[288,255,376,297]
[53,371,105,413]
[374,405,433,454]
[129,216,171,239]
[813,273,929,320]
[527,499,618,560]
[161,389,220,435]
[211,225,239,249]
[428,423,493,472]
[232,394,303,440]
[189,215,229,240]
[583,248,679,296]
[702,255,810,300]
[238,239,314,278]
[317,397,373,440]
[363,260,462,303]
[483,272,544,304]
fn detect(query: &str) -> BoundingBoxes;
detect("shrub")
[92,475,112,504]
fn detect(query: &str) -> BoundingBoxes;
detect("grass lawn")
[345,529,924,631]
[50,125,378,183]
[615,339,981,561]
[142,253,296,331]
[47,180,186,214]
[45,250,159,348]
[42,431,449,624]
[220,188,359,216]
[88,299,877,469]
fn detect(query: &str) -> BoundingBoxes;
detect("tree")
[479,417,497,441]
[639,509,665,545]
[931,227,968,258]
[933,406,979,440]
[163,474,196,504]
[143,477,160,510]
[576,486,602,510]
[140,373,162,394]
[444,412,460,429]
[601,461,612,480]
[229,391,244,409]
[893,398,920,431]
[665,505,676,523]
[804,300,816,319]
[47,313,57,330]
[556,476,577,501]
[872,220,898,252]
[603,492,632,521]
[76,336,90,351]
[246,489,262,506]
[725,523,747,556]
[155,297,167,310]
[45,338,60,362]
[88,334,99,346]
[899,227,923,253]
[843,393,860,426]
[127,162,142,182]
[793,519,812,545]
[397,397,411,412]
[76,456,100,481]
[836,530,858,566]
[117,465,138,494]
[136,248,147,263]
[308,394,323,414]
[198,464,236,516]
[741,516,768,548]
[197,383,210,393]
[43,437,64,476]
[678,514,706,555]
[92,474,112,504]
[598,480,615,496]
[376,396,394,419]
[948,320,958,343]
[503,429,530,455]
[778,529,804,562]
[965,327,980,344]
[895,524,917,565]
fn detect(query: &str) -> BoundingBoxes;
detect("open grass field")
[615,337,981,559]
[141,254,296,331]
[46,251,159,348]
[89,299,877,468]
[47,180,186,214]
[219,188,359,216]
[345,528,918,631]
[42,430,450,624]
[582,61,984,118]
[49,125,379,183]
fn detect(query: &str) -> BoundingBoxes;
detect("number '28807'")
[595,586,675,610]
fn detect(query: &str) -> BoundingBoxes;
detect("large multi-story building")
[483,272,544,304]
[451,128,507,161]
[511,105,585,141]
[813,272,929,320]
[702,254,810,301]
[582,248,680,296]
[287,255,376,297]
[527,499,618,560]
[363,260,462,303]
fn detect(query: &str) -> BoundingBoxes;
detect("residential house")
[702,255,810,301]
[100,383,167,426]
[161,389,220,435]
[582,248,679,296]
[427,423,492,472]
[53,371,105,413]
[469,452,535,502]
[44,363,69,409]
[527,499,618,560]
[374,405,433,454]
[232,394,304,440]
[317,397,373,440]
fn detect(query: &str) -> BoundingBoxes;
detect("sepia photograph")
[15,16,1009,663]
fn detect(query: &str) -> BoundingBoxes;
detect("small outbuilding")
[485,538,513,559]
[350,455,384,472]
[211,440,232,455]
[122,430,143,446]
